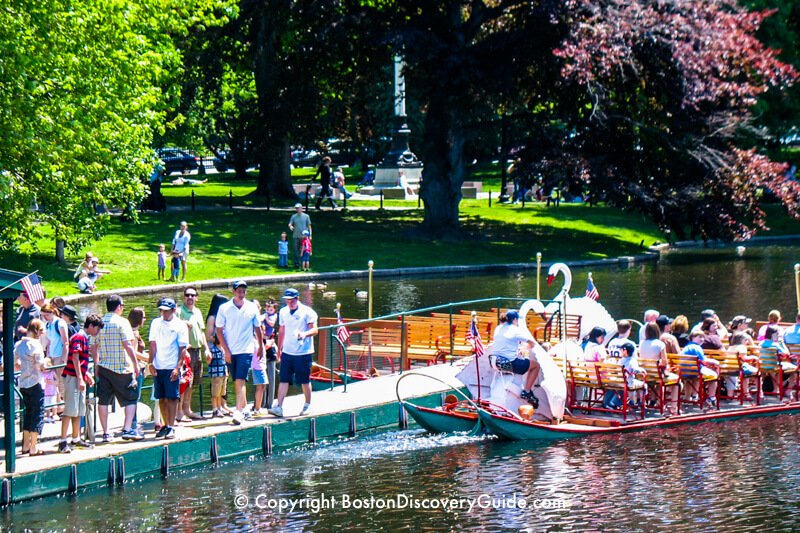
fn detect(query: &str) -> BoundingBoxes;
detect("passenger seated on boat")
[619,342,646,405]
[757,310,783,341]
[782,313,800,345]
[487,310,542,405]
[606,320,635,361]
[682,330,720,408]
[700,318,724,351]
[640,322,678,413]
[728,332,759,402]
[760,326,798,399]
[727,315,753,342]
[671,315,691,348]
[582,327,608,362]
[656,315,681,354]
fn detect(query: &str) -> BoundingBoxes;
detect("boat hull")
[477,401,800,441]
[402,402,479,434]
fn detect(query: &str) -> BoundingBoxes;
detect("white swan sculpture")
[544,262,617,341]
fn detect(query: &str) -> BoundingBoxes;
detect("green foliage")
[0,0,233,254]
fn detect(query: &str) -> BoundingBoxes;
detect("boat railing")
[316,296,564,391]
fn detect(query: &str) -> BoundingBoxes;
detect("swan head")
[546,263,569,286]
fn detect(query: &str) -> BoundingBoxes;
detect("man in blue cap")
[269,288,318,417]
[216,280,263,424]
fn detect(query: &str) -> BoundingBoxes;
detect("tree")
[0,1,232,258]
[386,0,565,237]
[553,0,799,240]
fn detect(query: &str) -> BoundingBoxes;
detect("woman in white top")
[640,322,678,414]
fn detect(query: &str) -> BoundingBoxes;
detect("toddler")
[278,232,289,268]
[300,230,312,271]
[157,244,167,280]
[43,358,59,423]
[169,251,181,282]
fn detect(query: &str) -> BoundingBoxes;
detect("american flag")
[20,273,45,303]
[335,307,351,345]
[585,274,599,301]
[466,318,485,357]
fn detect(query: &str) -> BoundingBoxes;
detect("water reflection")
[12,244,798,530]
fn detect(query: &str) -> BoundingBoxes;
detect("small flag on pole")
[466,318,485,357]
[335,306,351,345]
[20,273,45,303]
[585,273,599,301]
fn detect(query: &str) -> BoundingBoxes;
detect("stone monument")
[370,55,423,196]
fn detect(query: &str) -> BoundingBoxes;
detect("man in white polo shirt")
[148,297,189,440]
[216,280,263,424]
[269,288,318,417]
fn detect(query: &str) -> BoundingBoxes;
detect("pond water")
[5,244,800,530]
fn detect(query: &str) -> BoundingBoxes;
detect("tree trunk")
[55,238,65,265]
[252,0,295,199]
[257,140,294,197]
[419,97,465,237]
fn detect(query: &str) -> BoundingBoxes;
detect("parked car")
[213,151,259,172]
[157,148,200,175]
[291,148,320,168]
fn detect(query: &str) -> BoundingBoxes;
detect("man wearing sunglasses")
[177,287,208,421]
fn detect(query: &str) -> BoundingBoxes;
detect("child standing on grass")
[157,244,167,280]
[169,251,181,282]
[43,358,59,423]
[278,232,289,268]
[301,230,312,271]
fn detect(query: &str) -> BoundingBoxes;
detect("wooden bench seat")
[638,358,679,414]
[667,352,719,411]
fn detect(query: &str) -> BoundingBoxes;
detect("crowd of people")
[8,280,319,456]
[487,306,800,418]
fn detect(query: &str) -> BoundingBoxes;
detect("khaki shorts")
[211,376,227,397]
[63,375,86,418]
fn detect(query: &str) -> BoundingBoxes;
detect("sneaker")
[101,433,111,443]
[251,409,265,418]
[73,439,94,449]
[231,411,243,425]
[268,405,284,418]
[211,409,220,418]
[164,427,176,440]
[300,403,311,415]
[121,429,144,441]
[242,410,253,421]
[155,425,170,438]
[520,390,535,401]
[58,441,72,454]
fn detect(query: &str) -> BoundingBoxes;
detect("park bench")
[638,358,680,415]
[705,348,749,404]
[567,360,601,412]
[757,346,798,401]
[594,362,646,421]
[667,353,719,411]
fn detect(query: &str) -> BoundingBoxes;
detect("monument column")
[373,54,423,192]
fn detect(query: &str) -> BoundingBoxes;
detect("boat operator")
[488,309,566,421]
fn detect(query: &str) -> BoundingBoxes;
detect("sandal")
[28,449,44,456]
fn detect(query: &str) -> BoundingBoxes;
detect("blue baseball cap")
[157,297,176,310]
[233,280,248,290]
[282,288,300,300]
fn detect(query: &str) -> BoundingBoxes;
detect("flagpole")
[536,253,542,300]
[472,311,482,402]
[795,264,800,315]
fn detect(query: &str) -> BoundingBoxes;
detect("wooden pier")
[0,361,468,505]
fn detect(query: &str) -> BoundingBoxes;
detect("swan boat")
[398,264,800,440]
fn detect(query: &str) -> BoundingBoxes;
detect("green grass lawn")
[3,167,798,298]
